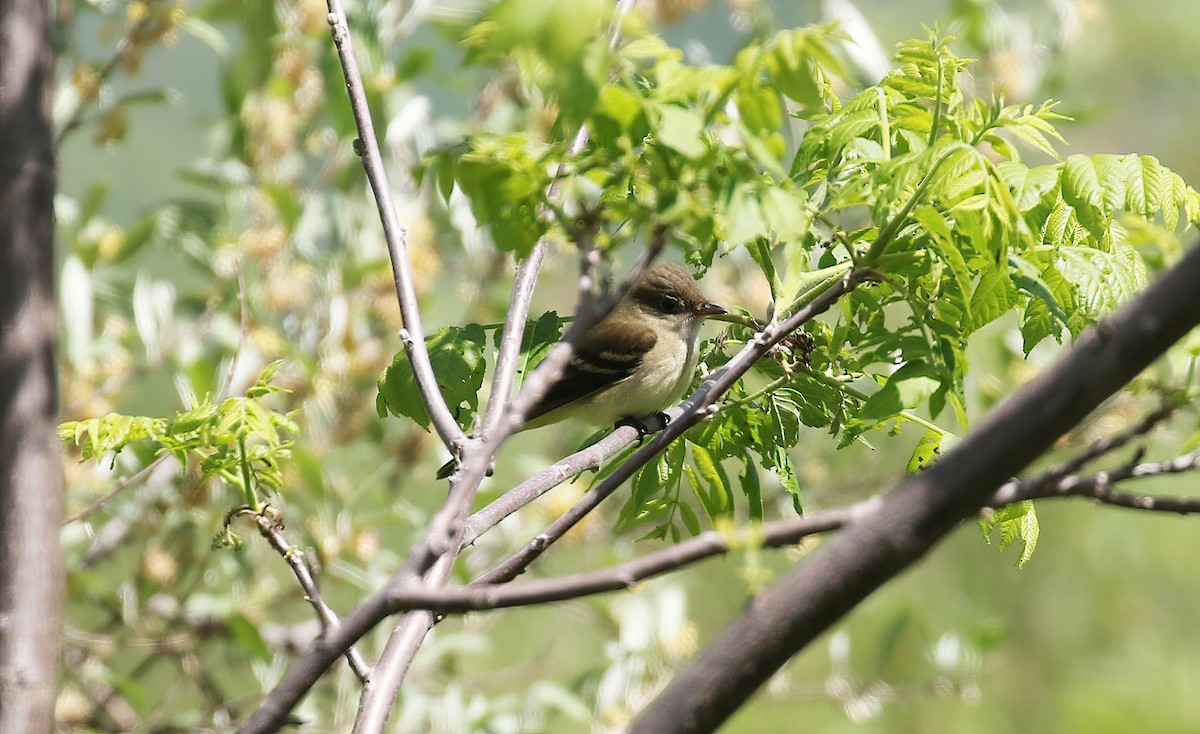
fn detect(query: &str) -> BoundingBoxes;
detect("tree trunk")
[0,0,64,730]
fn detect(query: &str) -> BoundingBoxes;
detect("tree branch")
[396,506,863,612]
[997,450,1200,512]
[0,0,63,727]
[480,246,547,437]
[631,243,1200,734]
[325,0,465,452]
[249,510,370,683]
[460,422,646,546]
[348,552,453,734]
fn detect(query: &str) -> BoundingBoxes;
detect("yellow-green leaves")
[452,137,553,258]
[764,25,845,111]
[979,501,1040,568]
[655,104,707,159]
[421,21,1200,546]
[61,363,298,512]
[61,413,165,462]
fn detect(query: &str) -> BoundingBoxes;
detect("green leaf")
[227,614,271,661]
[60,413,164,461]
[454,136,553,257]
[759,186,811,242]
[906,429,945,473]
[596,83,643,131]
[1058,244,1147,318]
[677,501,702,537]
[860,362,942,420]
[516,311,565,379]
[377,325,488,431]
[656,104,707,159]
[968,264,1013,332]
[978,501,1039,567]
[741,452,763,522]
[1061,154,1108,242]
[689,444,733,522]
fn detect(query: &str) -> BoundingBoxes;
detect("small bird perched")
[437,262,725,479]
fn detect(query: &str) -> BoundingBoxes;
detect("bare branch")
[996,450,1200,512]
[67,454,172,526]
[398,506,863,612]
[349,552,453,734]
[460,422,645,546]
[480,247,547,436]
[237,262,861,734]
[1021,401,1175,490]
[324,0,465,452]
[249,511,371,683]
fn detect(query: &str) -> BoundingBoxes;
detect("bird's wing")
[524,318,657,424]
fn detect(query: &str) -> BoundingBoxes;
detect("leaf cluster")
[390,24,1200,554]
[61,362,299,515]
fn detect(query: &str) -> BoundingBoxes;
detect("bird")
[437,262,726,479]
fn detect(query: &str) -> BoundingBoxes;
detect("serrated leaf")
[1061,154,1108,242]
[968,265,1013,331]
[978,501,1039,567]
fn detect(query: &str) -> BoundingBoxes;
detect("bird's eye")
[658,294,685,314]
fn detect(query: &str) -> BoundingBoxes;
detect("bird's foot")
[615,412,670,444]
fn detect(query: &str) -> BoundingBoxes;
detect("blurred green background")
[56,1,1200,732]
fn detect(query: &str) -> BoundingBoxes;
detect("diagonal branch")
[460,422,646,546]
[631,243,1200,734]
[250,511,370,682]
[325,0,465,452]
[1018,401,1175,491]
[996,449,1200,511]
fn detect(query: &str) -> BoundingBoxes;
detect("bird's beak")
[697,302,727,317]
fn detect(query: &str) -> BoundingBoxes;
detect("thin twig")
[55,37,131,148]
[335,446,1200,615]
[80,458,179,565]
[480,248,547,437]
[460,424,644,546]
[391,506,863,612]
[67,454,171,525]
[1018,402,1175,490]
[250,511,371,683]
[349,552,454,734]
[325,0,465,452]
[993,449,1200,511]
